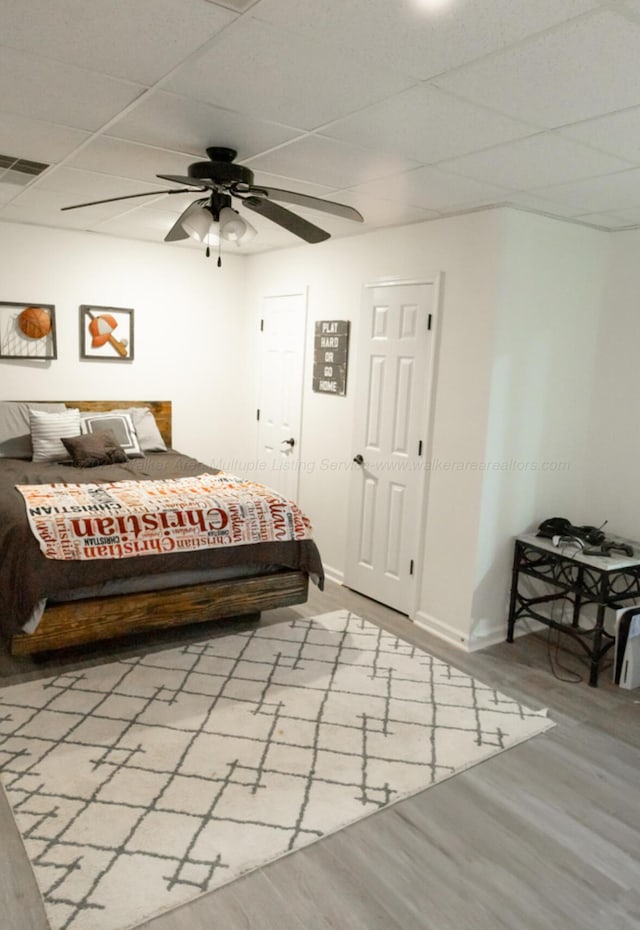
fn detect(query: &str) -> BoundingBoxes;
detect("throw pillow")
[80,411,143,457]
[0,402,67,458]
[30,408,81,463]
[62,431,129,468]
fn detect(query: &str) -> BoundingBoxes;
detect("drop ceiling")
[3,0,640,254]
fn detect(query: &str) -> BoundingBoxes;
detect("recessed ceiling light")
[414,0,455,10]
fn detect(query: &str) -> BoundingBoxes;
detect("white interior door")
[257,292,307,502]
[344,281,436,614]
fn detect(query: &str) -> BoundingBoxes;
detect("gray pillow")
[93,407,167,452]
[80,411,143,457]
[0,402,67,458]
[62,430,129,467]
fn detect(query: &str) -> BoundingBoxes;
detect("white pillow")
[80,411,142,457]
[30,408,81,463]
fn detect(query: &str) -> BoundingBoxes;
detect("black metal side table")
[507,533,640,686]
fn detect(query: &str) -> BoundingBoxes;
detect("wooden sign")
[313,320,350,395]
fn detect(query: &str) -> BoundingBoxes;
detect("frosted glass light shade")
[182,207,213,242]
[219,206,246,241]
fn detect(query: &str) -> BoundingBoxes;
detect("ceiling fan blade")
[61,188,197,211]
[250,186,364,223]
[157,173,215,190]
[243,196,330,243]
[164,199,208,242]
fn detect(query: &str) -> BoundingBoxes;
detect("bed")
[0,400,323,656]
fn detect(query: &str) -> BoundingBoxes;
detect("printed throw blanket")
[17,473,312,561]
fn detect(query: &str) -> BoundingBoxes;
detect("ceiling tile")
[533,168,640,212]
[1,186,145,221]
[253,0,598,80]
[0,0,236,85]
[0,203,140,234]
[432,10,640,129]
[571,211,638,229]
[164,17,414,130]
[0,46,144,131]
[109,92,302,161]
[323,190,438,227]
[0,112,90,164]
[2,0,640,246]
[559,106,640,164]
[28,166,168,205]
[321,85,537,164]
[205,0,260,11]
[602,204,640,226]
[0,181,21,203]
[246,136,419,189]
[64,138,198,185]
[503,193,586,219]
[438,133,633,190]
[350,165,513,212]
[248,172,333,197]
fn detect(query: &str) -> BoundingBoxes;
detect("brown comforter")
[0,452,323,637]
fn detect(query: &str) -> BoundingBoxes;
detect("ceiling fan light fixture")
[181,206,213,242]
[234,215,257,246]
[219,206,247,242]
[204,221,220,246]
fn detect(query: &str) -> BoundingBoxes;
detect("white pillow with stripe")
[30,408,81,463]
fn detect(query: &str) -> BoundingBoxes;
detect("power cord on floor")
[545,623,583,683]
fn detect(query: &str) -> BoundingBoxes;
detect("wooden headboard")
[23,401,172,446]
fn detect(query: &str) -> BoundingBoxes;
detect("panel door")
[257,292,307,502]
[344,282,435,613]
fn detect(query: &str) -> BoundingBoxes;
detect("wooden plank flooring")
[1,580,638,930]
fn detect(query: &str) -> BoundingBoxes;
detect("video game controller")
[601,540,634,557]
[583,540,635,558]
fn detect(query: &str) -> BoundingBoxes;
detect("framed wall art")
[312,320,350,395]
[0,301,57,360]
[80,305,134,361]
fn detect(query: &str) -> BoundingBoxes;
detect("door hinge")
[256,408,260,421]
[260,319,264,331]
[427,313,432,331]
[418,440,423,457]
[409,559,414,575]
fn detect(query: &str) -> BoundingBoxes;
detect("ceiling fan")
[61,146,364,259]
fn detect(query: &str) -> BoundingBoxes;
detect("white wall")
[583,228,640,538]
[470,210,609,647]
[1,210,619,653]
[0,221,249,464]
[246,209,505,644]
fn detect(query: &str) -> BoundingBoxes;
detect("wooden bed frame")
[9,401,309,656]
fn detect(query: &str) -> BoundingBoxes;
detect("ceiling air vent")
[0,154,49,186]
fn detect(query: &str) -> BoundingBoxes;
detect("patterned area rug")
[0,610,553,930]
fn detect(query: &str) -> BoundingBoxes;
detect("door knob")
[353,454,364,465]
[282,437,295,447]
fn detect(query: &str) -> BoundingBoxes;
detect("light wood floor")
[2,581,639,930]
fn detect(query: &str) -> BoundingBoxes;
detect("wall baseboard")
[413,611,469,650]
[322,564,344,586]
[467,618,547,652]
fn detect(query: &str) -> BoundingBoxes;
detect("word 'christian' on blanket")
[17,473,312,560]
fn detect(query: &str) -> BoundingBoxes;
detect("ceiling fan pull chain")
[206,245,210,258]
[217,236,222,268]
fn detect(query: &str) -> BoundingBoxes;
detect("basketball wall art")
[0,301,57,360]
[80,305,134,361]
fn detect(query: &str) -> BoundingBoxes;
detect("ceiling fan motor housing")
[188,160,254,188]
